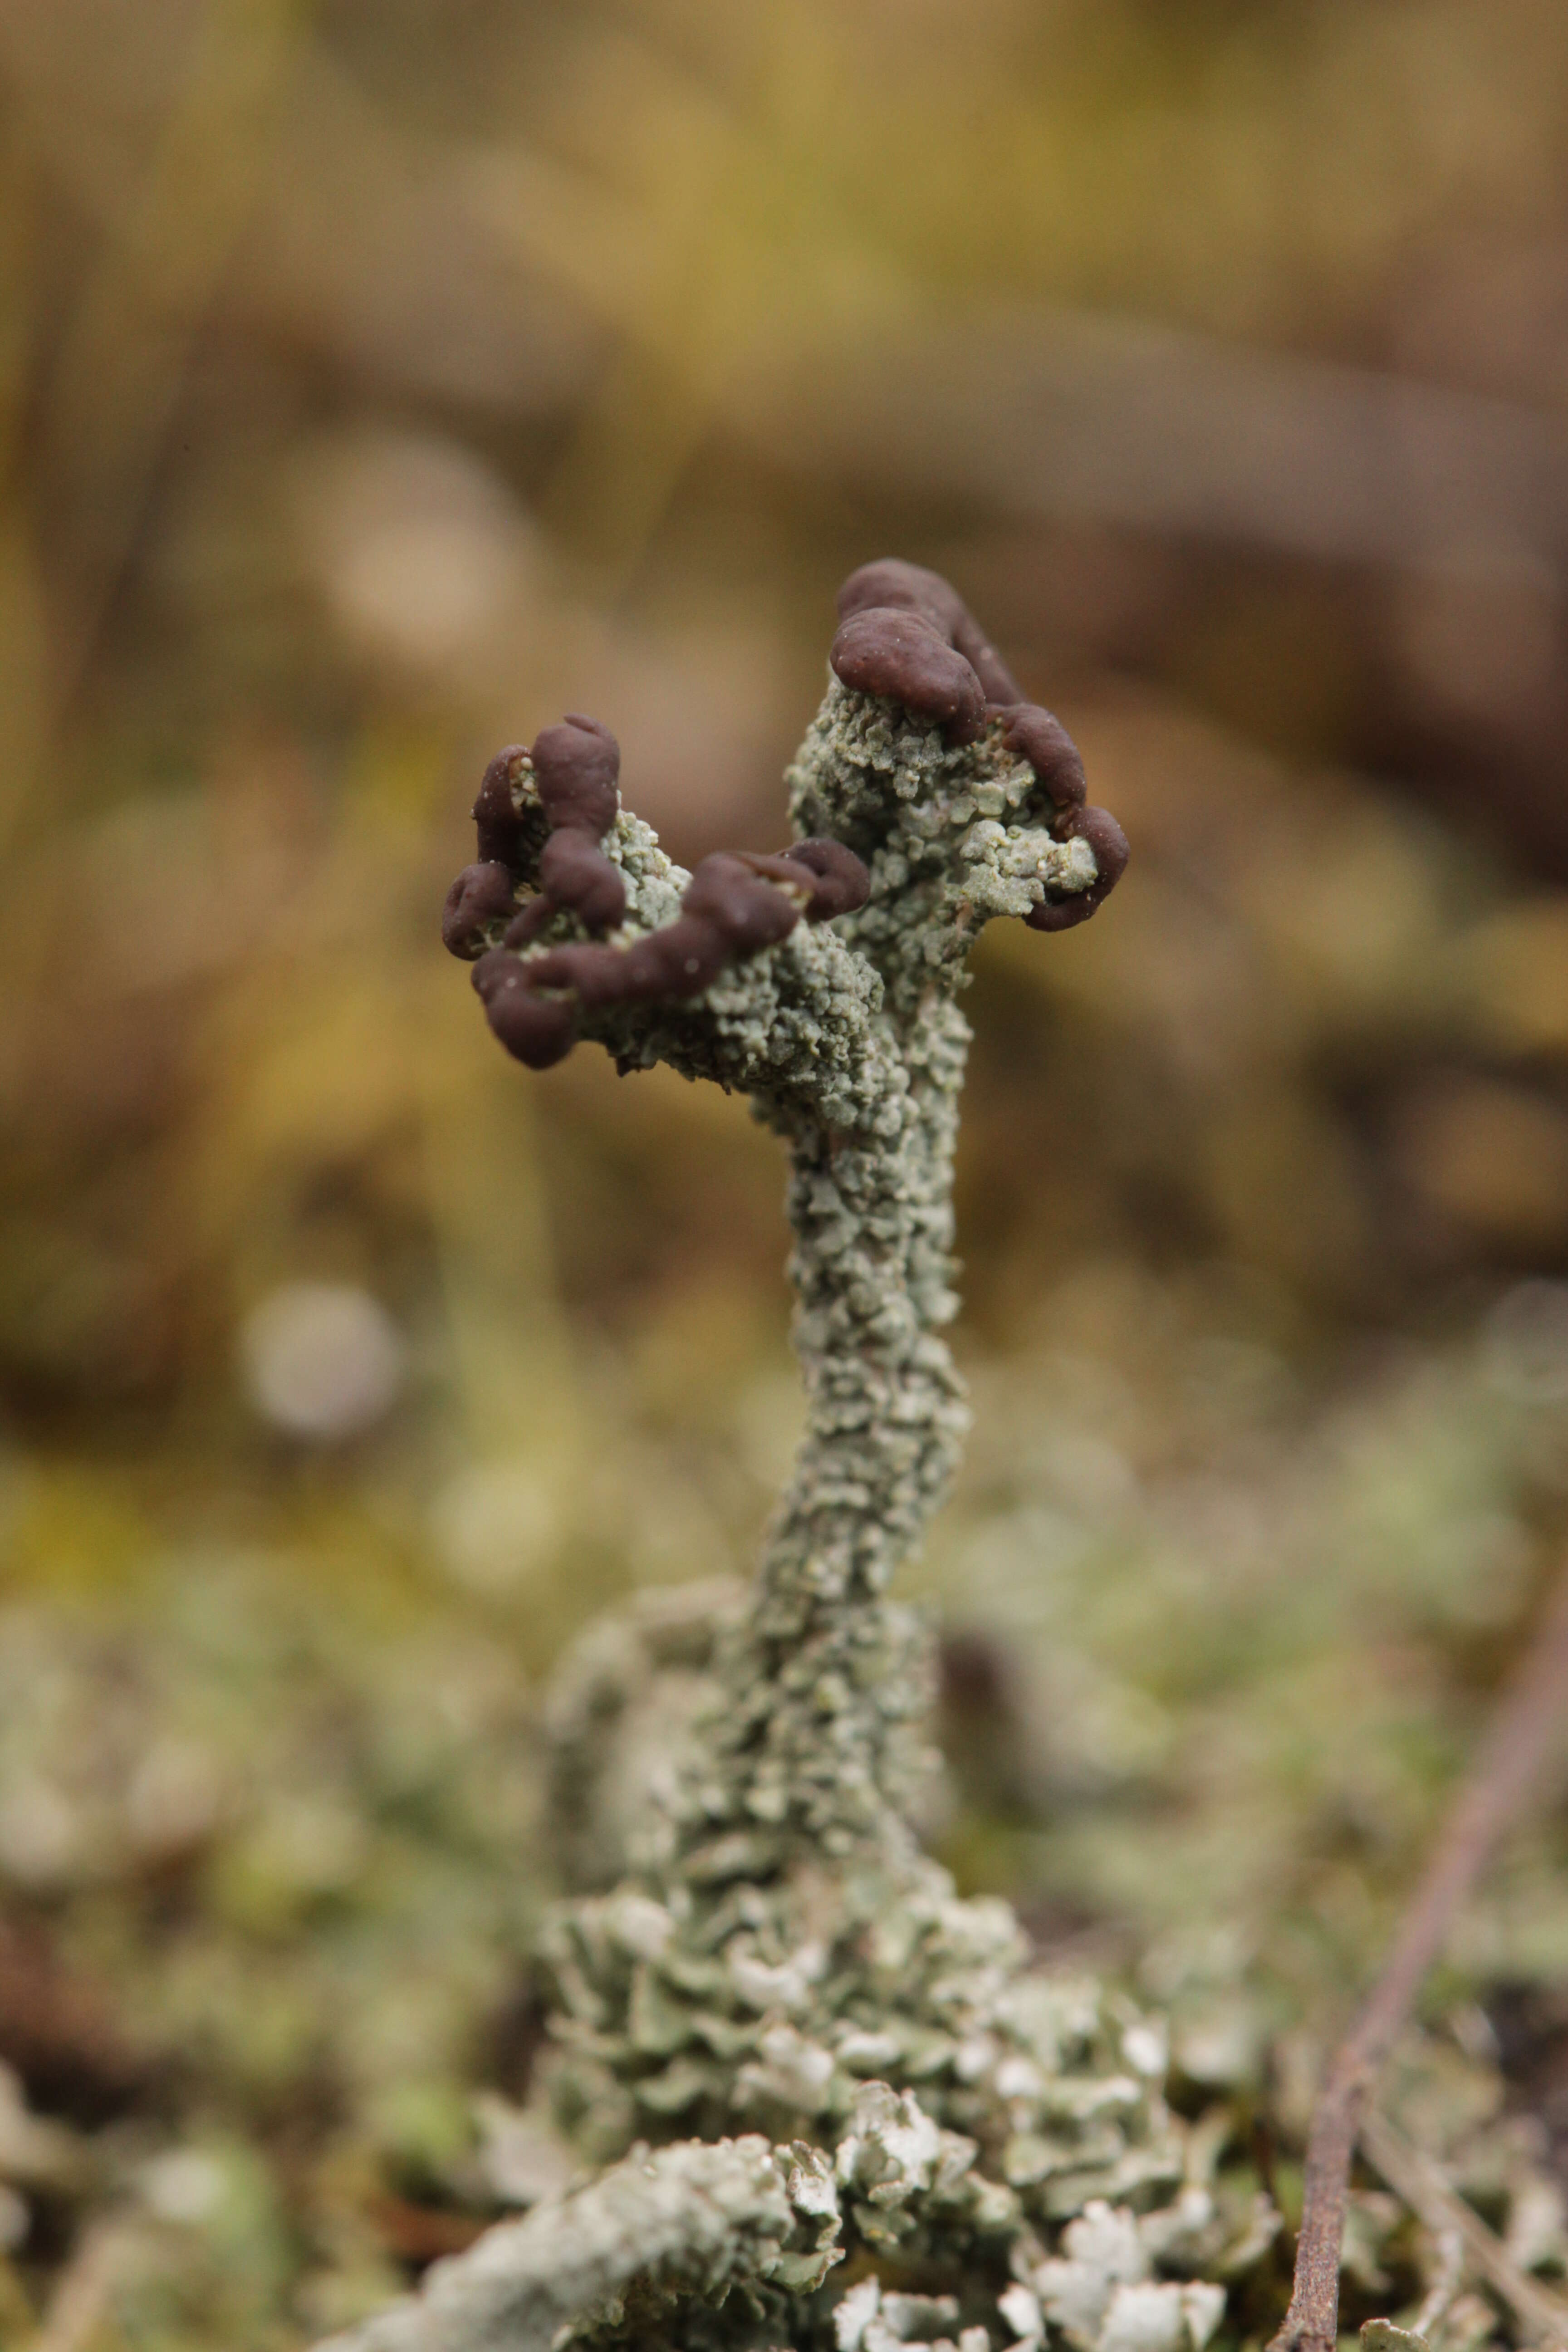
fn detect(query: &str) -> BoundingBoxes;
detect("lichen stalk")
[321,568,1216,2352]
[681,699,1007,1867]
[537,686,1128,2164]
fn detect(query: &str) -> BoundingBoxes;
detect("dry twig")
[1269,1559,1568,2352]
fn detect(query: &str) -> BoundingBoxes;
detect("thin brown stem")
[1269,1557,1568,2352]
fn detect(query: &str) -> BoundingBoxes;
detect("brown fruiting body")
[1025,803,1130,931]
[829,608,986,743]
[441,862,517,960]
[837,556,1024,706]
[1000,702,1088,810]
[470,951,578,1068]
[468,838,870,1068]
[446,560,1126,1070]
[472,746,531,867]
[531,717,621,837]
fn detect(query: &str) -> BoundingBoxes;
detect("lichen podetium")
[324,565,1283,2352]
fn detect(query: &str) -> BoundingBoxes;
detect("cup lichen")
[319,564,1276,2352]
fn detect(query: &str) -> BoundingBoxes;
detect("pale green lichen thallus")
[321,562,1279,2352]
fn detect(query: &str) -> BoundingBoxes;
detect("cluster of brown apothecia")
[442,711,869,1069]
[440,559,1127,1067]
[829,559,1127,932]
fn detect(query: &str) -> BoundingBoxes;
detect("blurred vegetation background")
[4,1,1568,2342]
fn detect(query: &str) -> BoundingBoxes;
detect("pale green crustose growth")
[323,564,1277,2352]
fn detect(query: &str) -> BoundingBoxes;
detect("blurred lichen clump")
[4,0,1568,2341]
[4,1314,1568,2345]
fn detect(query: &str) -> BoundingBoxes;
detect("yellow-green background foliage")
[3,5,1568,2341]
